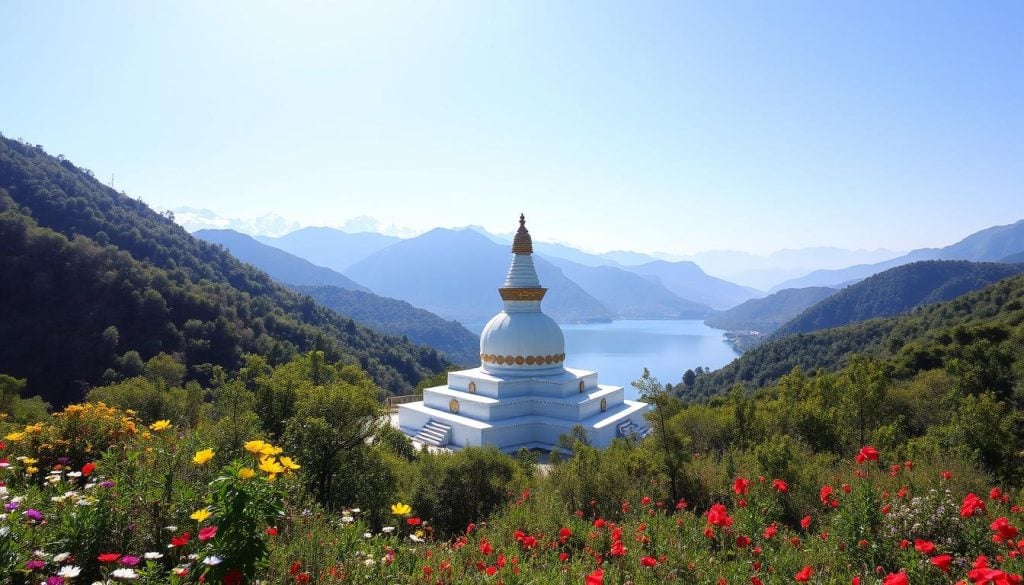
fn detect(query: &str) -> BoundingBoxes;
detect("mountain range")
[772,260,1024,337]
[0,135,449,404]
[774,219,1024,290]
[704,287,837,333]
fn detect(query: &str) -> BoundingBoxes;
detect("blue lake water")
[465,320,739,400]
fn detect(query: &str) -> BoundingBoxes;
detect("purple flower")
[24,559,45,570]
[57,457,69,464]
[24,508,43,522]
[119,555,141,567]
[46,576,63,585]
[4,501,19,512]
[100,480,116,489]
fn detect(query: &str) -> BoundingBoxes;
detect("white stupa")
[397,214,650,452]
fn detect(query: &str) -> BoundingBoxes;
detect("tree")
[633,368,687,503]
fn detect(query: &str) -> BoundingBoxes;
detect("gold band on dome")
[498,287,547,301]
[480,353,565,366]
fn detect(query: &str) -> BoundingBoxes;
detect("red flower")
[915,539,936,555]
[479,540,493,556]
[819,485,834,505]
[98,553,120,563]
[295,573,311,584]
[199,525,218,541]
[772,479,788,493]
[593,518,606,528]
[290,561,301,575]
[641,496,651,505]
[800,515,812,530]
[852,577,861,585]
[992,517,1019,541]
[586,568,604,585]
[559,527,572,543]
[265,526,278,536]
[883,571,908,585]
[610,540,627,557]
[931,554,952,573]
[707,503,733,527]
[736,535,751,548]
[942,470,953,480]
[733,477,750,495]
[558,552,568,562]
[752,578,764,585]
[171,532,191,547]
[640,556,658,567]
[962,493,988,518]
[795,566,813,582]
[763,524,778,539]
[520,536,537,549]
[407,517,422,526]
[82,462,96,477]
[855,446,879,464]
[222,568,243,585]
[991,488,1003,500]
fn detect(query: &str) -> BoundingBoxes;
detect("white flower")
[341,515,354,523]
[0,526,9,537]
[381,526,395,533]
[84,482,97,490]
[363,532,373,538]
[363,558,375,567]
[67,471,82,477]
[350,508,361,514]
[164,525,178,532]
[143,552,163,560]
[111,567,138,579]
[53,552,71,563]
[203,555,222,566]
[409,534,424,542]
[58,565,82,578]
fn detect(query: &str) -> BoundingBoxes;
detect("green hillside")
[704,286,836,333]
[676,272,1024,400]
[774,260,1024,337]
[293,284,480,366]
[0,136,448,404]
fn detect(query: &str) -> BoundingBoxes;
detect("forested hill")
[675,272,1024,401]
[773,260,1024,337]
[293,285,480,366]
[703,286,836,333]
[0,135,448,404]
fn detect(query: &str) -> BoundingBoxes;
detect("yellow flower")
[149,420,172,432]
[190,508,211,522]
[238,467,255,480]
[192,448,215,465]
[391,502,412,516]
[244,440,269,455]
[21,457,38,465]
[4,432,25,442]
[26,466,39,474]
[262,444,283,456]
[258,457,285,476]
[279,456,301,471]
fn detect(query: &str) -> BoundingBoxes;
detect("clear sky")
[1,1,1022,255]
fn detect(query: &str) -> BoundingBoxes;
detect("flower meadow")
[0,401,1022,584]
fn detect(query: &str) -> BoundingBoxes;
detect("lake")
[465,320,739,400]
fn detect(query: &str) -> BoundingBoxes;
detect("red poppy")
[855,446,879,464]
[991,488,1003,500]
[852,578,861,585]
[931,554,952,573]
[800,515,812,530]
[98,553,120,563]
[915,539,936,555]
[171,532,191,547]
[610,540,627,557]
[559,552,569,562]
[593,518,606,528]
[290,561,301,575]
[82,462,96,477]
[641,496,651,505]
[763,524,777,539]
[992,517,1019,541]
[295,573,311,584]
[819,485,834,505]
[962,493,987,518]
[942,470,953,480]
[559,527,572,543]
[265,526,278,536]
[520,536,537,549]
[736,535,751,548]
[199,525,218,541]
[479,540,493,556]
[882,571,908,585]
[795,566,813,582]
[733,477,750,495]
[640,556,658,567]
[222,568,243,585]
[772,479,788,493]
[707,503,733,527]
[586,568,603,585]
[407,517,422,526]
[752,577,764,585]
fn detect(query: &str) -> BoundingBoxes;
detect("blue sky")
[1,1,1022,254]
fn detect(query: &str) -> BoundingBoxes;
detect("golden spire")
[511,213,533,254]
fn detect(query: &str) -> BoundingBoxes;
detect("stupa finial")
[512,213,533,254]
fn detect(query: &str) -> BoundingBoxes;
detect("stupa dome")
[479,215,566,376]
